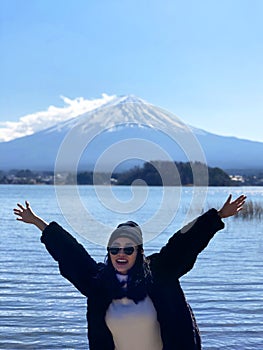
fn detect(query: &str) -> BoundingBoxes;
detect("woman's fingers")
[235,195,246,205]
[16,203,25,210]
[13,208,23,216]
[15,201,31,212]
[227,194,232,203]
[234,195,246,212]
[13,202,29,217]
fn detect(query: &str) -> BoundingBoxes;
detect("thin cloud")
[0,93,116,142]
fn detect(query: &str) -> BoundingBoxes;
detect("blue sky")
[1,0,262,142]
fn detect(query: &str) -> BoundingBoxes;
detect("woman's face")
[109,237,138,275]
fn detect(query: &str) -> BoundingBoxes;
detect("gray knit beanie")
[107,221,143,247]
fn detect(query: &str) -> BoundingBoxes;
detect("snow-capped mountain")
[0,95,262,171]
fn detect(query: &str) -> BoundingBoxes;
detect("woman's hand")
[13,201,48,231]
[14,201,36,223]
[218,194,246,219]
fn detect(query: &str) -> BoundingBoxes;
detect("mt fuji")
[0,95,262,172]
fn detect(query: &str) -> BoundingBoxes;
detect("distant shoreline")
[1,183,263,187]
[1,161,263,186]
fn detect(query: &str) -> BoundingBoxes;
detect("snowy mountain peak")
[69,94,190,134]
[41,94,187,136]
[116,94,147,105]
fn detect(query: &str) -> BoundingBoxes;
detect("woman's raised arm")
[153,194,246,278]
[13,200,99,297]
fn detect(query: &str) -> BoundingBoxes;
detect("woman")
[13,194,246,350]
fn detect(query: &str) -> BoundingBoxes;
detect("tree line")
[1,161,262,186]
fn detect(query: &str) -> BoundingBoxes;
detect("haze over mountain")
[0,95,262,172]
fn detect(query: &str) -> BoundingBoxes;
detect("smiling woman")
[13,194,246,350]
[107,222,142,275]
[107,238,138,275]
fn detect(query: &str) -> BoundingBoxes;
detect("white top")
[105,275,163,350]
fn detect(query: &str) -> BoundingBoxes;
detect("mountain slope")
[0,95,262,171]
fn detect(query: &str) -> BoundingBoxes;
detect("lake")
[0,185,262,349]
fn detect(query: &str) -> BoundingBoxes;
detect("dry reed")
[235,200,263,220]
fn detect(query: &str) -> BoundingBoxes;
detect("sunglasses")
[108,246,136,255]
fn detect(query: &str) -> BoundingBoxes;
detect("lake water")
[1,185,262,349]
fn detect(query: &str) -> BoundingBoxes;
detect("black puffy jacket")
[41,208,224,350]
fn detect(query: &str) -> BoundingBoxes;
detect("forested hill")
[77,161,243,186]
[114,161,235,186]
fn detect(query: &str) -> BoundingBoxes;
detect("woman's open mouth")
[116,258,128,265]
